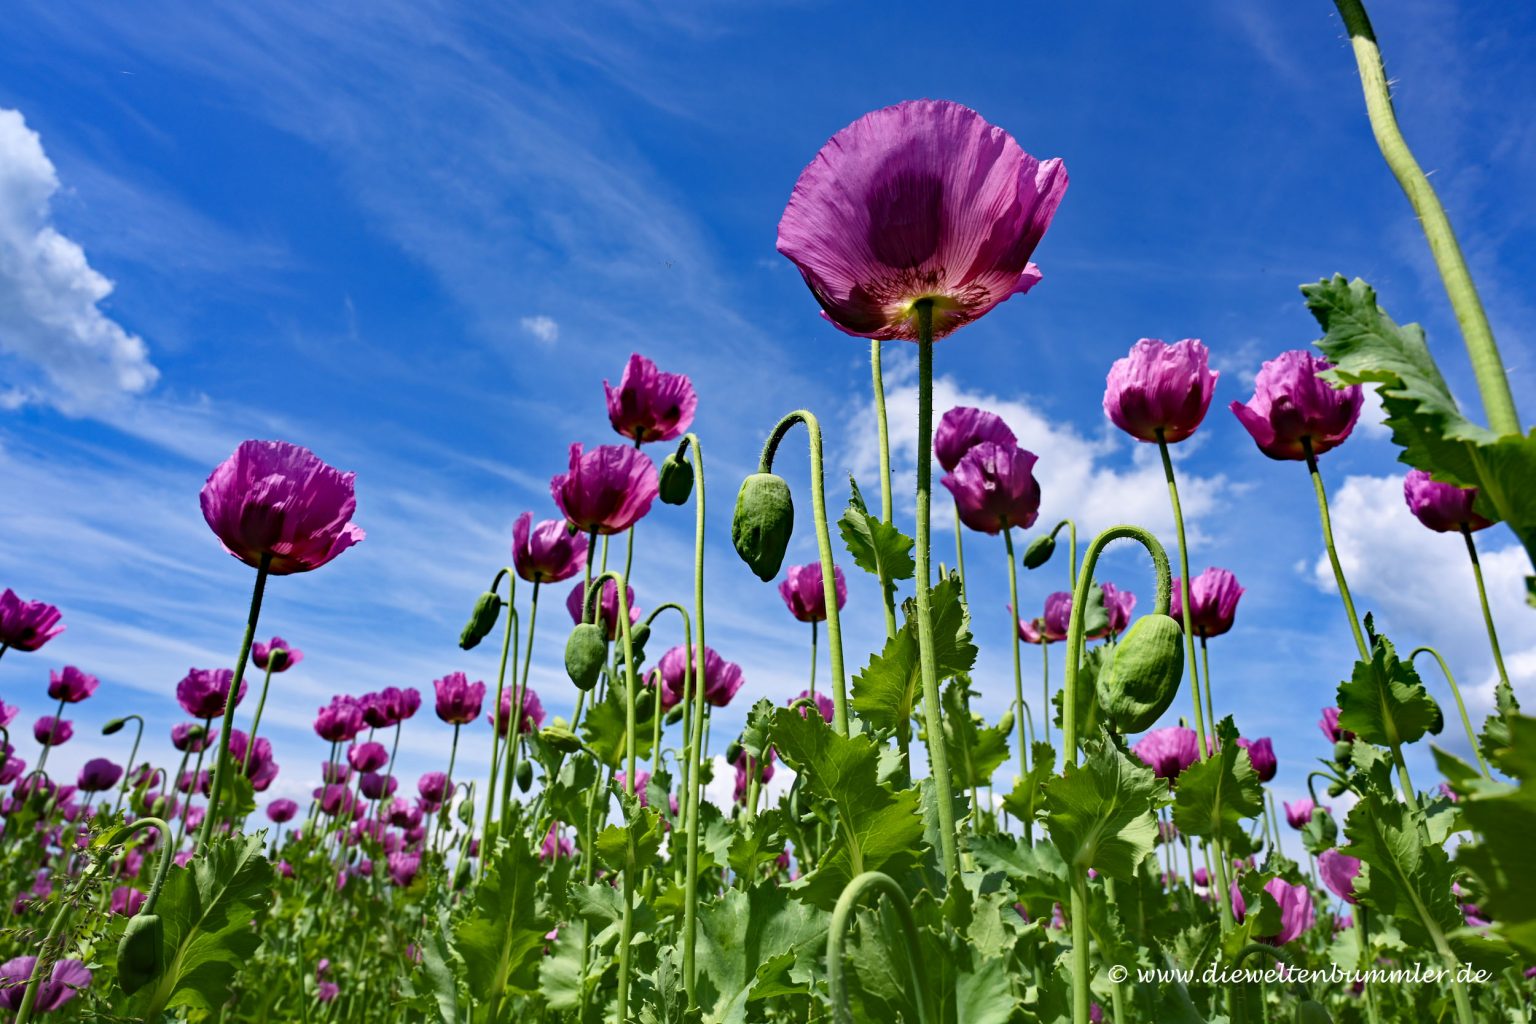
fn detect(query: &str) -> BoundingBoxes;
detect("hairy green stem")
[199,554,271,850]
[1462,526,1511,692]
[1156,434,1210,760]
[872,339,900,638]
[1003,528,1029,780]
[503,580,541,824]
[673,434,709,1010]
[108,714,145,821]
[827,872,932,1024]
[1304,440,1369,660]
[1411,645,1491,778]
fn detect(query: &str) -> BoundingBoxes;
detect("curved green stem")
[761,411,849,736]
[198,554,272,850]
[1332,0,1520,437]
[672,433,709,1010]
[645,602,693,805]
[1411,645,1491,778]
[1304,440,1369,660]
[109,714,145,821]
[1156,434,1209,760]
[1461,526,1511,692]
[482,568,518,869]
[583,570,643,798]
[827,872,932,1024]
[503,579,540,825]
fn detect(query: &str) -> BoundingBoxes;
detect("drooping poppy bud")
[541,720,582,754]
[459,591,503,651]
[1023,533,1056,570]
[515,759,533,793]
[658,453,694,506]
[665,704,686,726]
[732,474,794,581]
[565,623,607,691]
[1096,614,1184,733]
[117,912,164,994]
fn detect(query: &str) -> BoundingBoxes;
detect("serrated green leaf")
[1000,741,1055,829]
[455,831,553,1001]
[942,681,1010,791]
[1337,624,1443,747]
[840,476,915,583]
[1044,729,1166,878]
[728,808,786,877]
[1172,717,1263,846]
[695,883,826,1024]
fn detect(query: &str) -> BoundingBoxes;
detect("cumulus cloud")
[519,314,559,344]
[0,108,158,411]
[1311,473,1535,714]
[846,352,1229,541]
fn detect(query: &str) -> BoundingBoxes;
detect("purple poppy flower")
[1318,849,1360,905]
[1042,592,1073,642]
[1100,582,1137,635]
[433,672,484,726]
[252,637,303,672]
[77,758,123,793]
[176,668,246,720]
[321,761,351,785]
[565,578,640,640]
[360,772,397,801]
[934,407,1018,473]
[1132,727,1199,781]
[267,798,299,823]
[1403,469,1494,534]
[34,716,72,746]
[318,980,340,1002]
[792,689,835,724]
[1235,737,1277,782]
[1158,819,1179,844]
[1231,878,1315,946]
[365,687,420,728]
[317,784,354,818]
[1284,799,1323,830]
[1104,339,1219,444]
[540,823,574,861]
[0,589,65,652]
[1170,568,1244,638]
[776,99,1067,341]
[658,644,744,709]
[0,956,91,1012]
[603,353,699,444]
[941,442,1042,535]
[614,770,676,813]
[171,723,212,753]
[0,702,14,728]
[778,563,848,623]
[1230,351,1362,461]
[226,729,278,790]
[490,686,545,738]
[111,886,147,917]
[1319,706,1354,744]
[0,744,23,786]
[47,666,99,703]
[512,512,589,584]
[418,771,450,804]
[388,798,423,830]
[387,851,421,888]
[732,749,776,803]
[314,696,365,743]
[1014,612,1048,645]
[347,741,389,773]
[200,440,365,575]
[550,443,658,536]
[177,769,210,796]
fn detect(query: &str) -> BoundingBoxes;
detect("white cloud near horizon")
[519,315,560,344]
[0,108,158,412]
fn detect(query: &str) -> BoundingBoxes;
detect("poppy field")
[2,1,1535,1022]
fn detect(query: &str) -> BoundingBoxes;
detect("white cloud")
[0,108,158,412]
[1310,473,1536,718]
[519,315,559,344]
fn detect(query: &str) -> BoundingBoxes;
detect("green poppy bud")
[102,717,127,736]
[459,591,503,651]
[117,912,164,994]
[1327,779,1347,799]
[542,721,583,754]
[658,453,694,506]
[515,758,533,793]
[1332,741,1353,765]
[665,704,686,726]
[565,623,607,691]
[457,796,475,827]
[731,473,794,581]
[1096,614,1184,734]
[997,710,1015,737]
[725,740,744,764]
[1022,533,1056,570]
[629,623,651,658]
[453,856,471,891]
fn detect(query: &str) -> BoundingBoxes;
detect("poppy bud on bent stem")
[658,452,694,505]
[565,623,607,691]
[1096,614,1184,734]
[458,591,503,651]
[117,912,164,994]
[731,473,794,581]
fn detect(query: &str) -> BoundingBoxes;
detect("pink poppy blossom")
[1231,878,1315,946]
[1131,727,1199,781]
[733,749,776,803]
[565,579,640,640]
[658,644,744,709]
[1403,469,1494,534]
[1318,849,1361,904]
[111,886,147,917]
[603,353,699,444]
[540,823,574,861]
[267,798,299,823]
[1230,351,1362,461]
[934,407,1017,472]
[1100,582,1136,635]
[47,665,98,703]
[1319,706,1354,745]
[171,723,213,753]
[778,563,848,623]
[941,442,1041,535]
[347,741,389,773]
[550,443,658,536]
[1103,339,1218,444]
[0,589,64,652]
[252,637,303,672]
[77,758,122,793]
[1041,592,1072,642]
[417,771,450,804]
[176,668,246,720]
[433,672,485,725]
[489,686,545,737]
[0,956,91,1013]
[1235,737,1277,782]
[512,512,589,584]
[1170,568,1244,638]
[1284,799,1324,830]
[33,715,72,746]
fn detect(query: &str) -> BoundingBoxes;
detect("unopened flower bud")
[515,759,533,793]
[731,473,794,581]
[658,453,694,506]
[459,591,503,651]
[565,623,607,691]
[1096,614,1184,733]
[1022,534,1056,570]
[541,721,583,754]
[117,912,164,994]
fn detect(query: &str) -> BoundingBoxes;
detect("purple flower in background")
[1014,612,1048,645]
[1284,799,1321,830]
[387,851,421,888]
[1100,582,1136,635]
[1042,592,1073,642]
[1236,737,1277,782]
[1103,339,1218,444]
[658,644,744,709]
[0,589,65,652]
[365,687,420,729]
[388,798,422,830]
[792,689,835,724]
[317,784,354,818]
[47,666,99,703]
[778,563,848,623]
[267,798,299,823]
[1318,849,1361,904]
[348,741,389,773]
[77,758,123,793]
[111,886,146,917]
[321,761,351,785]
[1132,727,1199,782]
[942,442,1042,535]
[252,637,303,672]
[565,579,641,640]
[540,823,574,861]
[733,749,776,803]
[433,672,485,725]
[1170,568,1244,638]
[0,744,23,786]
[512,512,589,584]
[1403,469,1494,534]
[490,687,545,738]
[934,407,1017,472]
[171,723,212,753]
[360,772,397,801]
[418,771,450,805]
[1232,878,1315,945]
[318,981,340,1003]
[1319,706,1354,745]
[177,668,246,720]
[1230,351,1362,461]
[0,702,14,728]
[604,353,699,444]
[0,957,91,1013]
[200,440,365,575]
[315,698,365,744]
[34,716,72,746]
[550,443,658,536]
[777,99,1067,341]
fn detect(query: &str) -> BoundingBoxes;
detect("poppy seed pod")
[665,704,686,726]
[565,623,607,691]
[732,473,795,581]
[117,912,164,994]
[658,452,695,506]
[1023,533,1056,570]
[515,758,533,793]
[541,721,582,754]
[1096,614,1184,734]
[459,591,503,651]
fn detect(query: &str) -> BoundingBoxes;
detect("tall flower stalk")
[870,340,899,637]
[198,556,270,849]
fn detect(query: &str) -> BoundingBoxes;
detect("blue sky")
[2,0,1533,848]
